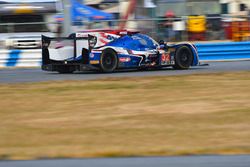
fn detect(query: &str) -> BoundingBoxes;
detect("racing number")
[161,53,170,62]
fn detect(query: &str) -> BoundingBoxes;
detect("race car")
[41,29,199,73]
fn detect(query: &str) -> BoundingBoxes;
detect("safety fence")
[0,41,250,68]
[1,16,250,43]
[65,16,250,42]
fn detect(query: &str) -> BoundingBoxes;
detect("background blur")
[0,0,250,50]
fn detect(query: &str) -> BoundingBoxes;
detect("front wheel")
[173,46,193,70]
[100,48,118,73]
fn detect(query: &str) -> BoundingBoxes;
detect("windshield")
[0,15,49,33]
[131,34,159,50]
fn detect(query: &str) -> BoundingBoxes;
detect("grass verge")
[0,72,250,160]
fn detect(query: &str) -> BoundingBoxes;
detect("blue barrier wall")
[0,49,41,67]
[6,50,21,67]
[196,41,250,62]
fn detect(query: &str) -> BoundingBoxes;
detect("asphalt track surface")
[0,61,250,83]
[0,155,250,167]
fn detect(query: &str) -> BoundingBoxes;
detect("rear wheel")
[100,48,118,72]
[173,46,193,70]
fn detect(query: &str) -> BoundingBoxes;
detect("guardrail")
[0,49,41,67]
[196,41,250,62]
[0,41,250,68]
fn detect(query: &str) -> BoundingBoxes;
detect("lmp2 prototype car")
[41,30,199,73]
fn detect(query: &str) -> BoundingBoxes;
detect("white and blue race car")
[42,30,199,73]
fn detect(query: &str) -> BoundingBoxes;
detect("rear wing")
[42,33,90,57]
[41,34,96,64]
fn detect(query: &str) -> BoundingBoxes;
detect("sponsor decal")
[161,53,170,62]
[90,60,99,64]
[76,33,88,38]
[90,53,95,58]
[161,52,173,65]
[119,57,131,62]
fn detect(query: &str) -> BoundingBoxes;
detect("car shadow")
[45,66,208,75]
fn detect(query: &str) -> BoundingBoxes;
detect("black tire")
[173,46,193,70]
[57,66,74,74]
[173,46,194,70]
[100,48,118,72]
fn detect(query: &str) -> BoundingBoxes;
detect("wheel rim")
[102,54,115,70]
[179,48,191,67]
